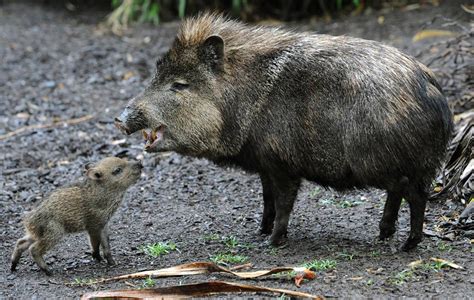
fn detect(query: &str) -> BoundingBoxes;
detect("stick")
[0,115,95,141]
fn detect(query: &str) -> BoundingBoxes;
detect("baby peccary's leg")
[100,227,115,265]
[267,174,301,246]
[11,235,34,272]
[29,239,55,276]
[29,223,63,275]
[88,231,102,262]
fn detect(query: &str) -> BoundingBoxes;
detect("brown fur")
[116,13,453,250]
[10,157,142,275]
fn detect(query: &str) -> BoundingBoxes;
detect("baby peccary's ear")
[87,168,103,181]
[84,162,94,171]
[199,35,224,72]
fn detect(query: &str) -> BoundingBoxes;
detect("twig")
[0,115,95,141]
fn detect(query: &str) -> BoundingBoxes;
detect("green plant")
[178,0,186,18]
[338,199,362,208]
[319,198,334,206]
[370,250,381,257]
[141,242,176,257]
[267,247,279,256]
[304,259,337,271]
[223,236,239,248]
[437,241,453,252]
[337,251,355,260]
[278,293,290,300]
[390,269,414,285]
[142,276,156,288]
[203,233,220,241]
[139,0,160,25]
[211,253,248,265]
[309,187,321,198]
[422,261,449,272]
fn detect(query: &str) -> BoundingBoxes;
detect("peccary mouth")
[142,125,166,152]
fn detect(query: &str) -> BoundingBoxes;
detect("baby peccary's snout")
[10,157,141,275]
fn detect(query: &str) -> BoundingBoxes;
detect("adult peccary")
[10,157,142,275]
[115,13,452,251]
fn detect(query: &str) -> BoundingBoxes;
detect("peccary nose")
[114,117,131,135]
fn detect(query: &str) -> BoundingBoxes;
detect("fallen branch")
[74,261,315,287]
[0,115,95,141]
[80,280,324,299]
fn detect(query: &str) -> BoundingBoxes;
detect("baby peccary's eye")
[171,81,189,91]
[112,167,122,175]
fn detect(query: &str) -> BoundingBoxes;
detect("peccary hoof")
[379,227,396,240]
[401,236,422,252]
[259,226,273,236]
[270,233,288,247]
[41,268,52,276]
[106,257,116,266]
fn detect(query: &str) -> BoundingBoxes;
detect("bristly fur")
[10,157,141,275]
[177,12,298,52]
[118,12,453,250]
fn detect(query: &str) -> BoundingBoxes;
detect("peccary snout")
[114,106,139,135]
[114,97,148,135]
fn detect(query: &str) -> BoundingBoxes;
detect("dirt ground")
[0,1,472,298]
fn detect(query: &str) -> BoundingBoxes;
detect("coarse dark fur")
[115,13,453,250]
[10,157,142,275]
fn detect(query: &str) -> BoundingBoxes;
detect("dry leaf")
[430,257,463,269]
[412,30,458,42]
[349,276,363,281]
[80,280,323,299]
[110,139,126,145]
[90,261,316,287]
[408,259,423,268]
[293,268,317,287]
[122,71,136,80]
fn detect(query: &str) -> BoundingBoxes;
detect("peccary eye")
[171,81,189,91]
[112,167,122,175]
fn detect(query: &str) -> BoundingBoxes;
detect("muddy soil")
[0,1,472,298]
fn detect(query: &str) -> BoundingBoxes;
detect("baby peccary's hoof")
[106,256,115,266]
[41,267,52,276]
[10,261,19,272]
[92,252,102,262]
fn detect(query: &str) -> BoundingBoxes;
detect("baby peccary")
[10,157,142,275]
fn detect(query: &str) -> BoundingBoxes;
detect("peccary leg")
[259,174,276,235]
[269,175,301,246]
[11,235,34,272]
[402,188,428,251]
[29,224,63,275]
[379,191,403,239]
[100,227,115,265]
[29,239,55,276]
[88,231,102,262]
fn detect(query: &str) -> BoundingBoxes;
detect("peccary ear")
[86,168,103,181]
[199,35,224,72]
